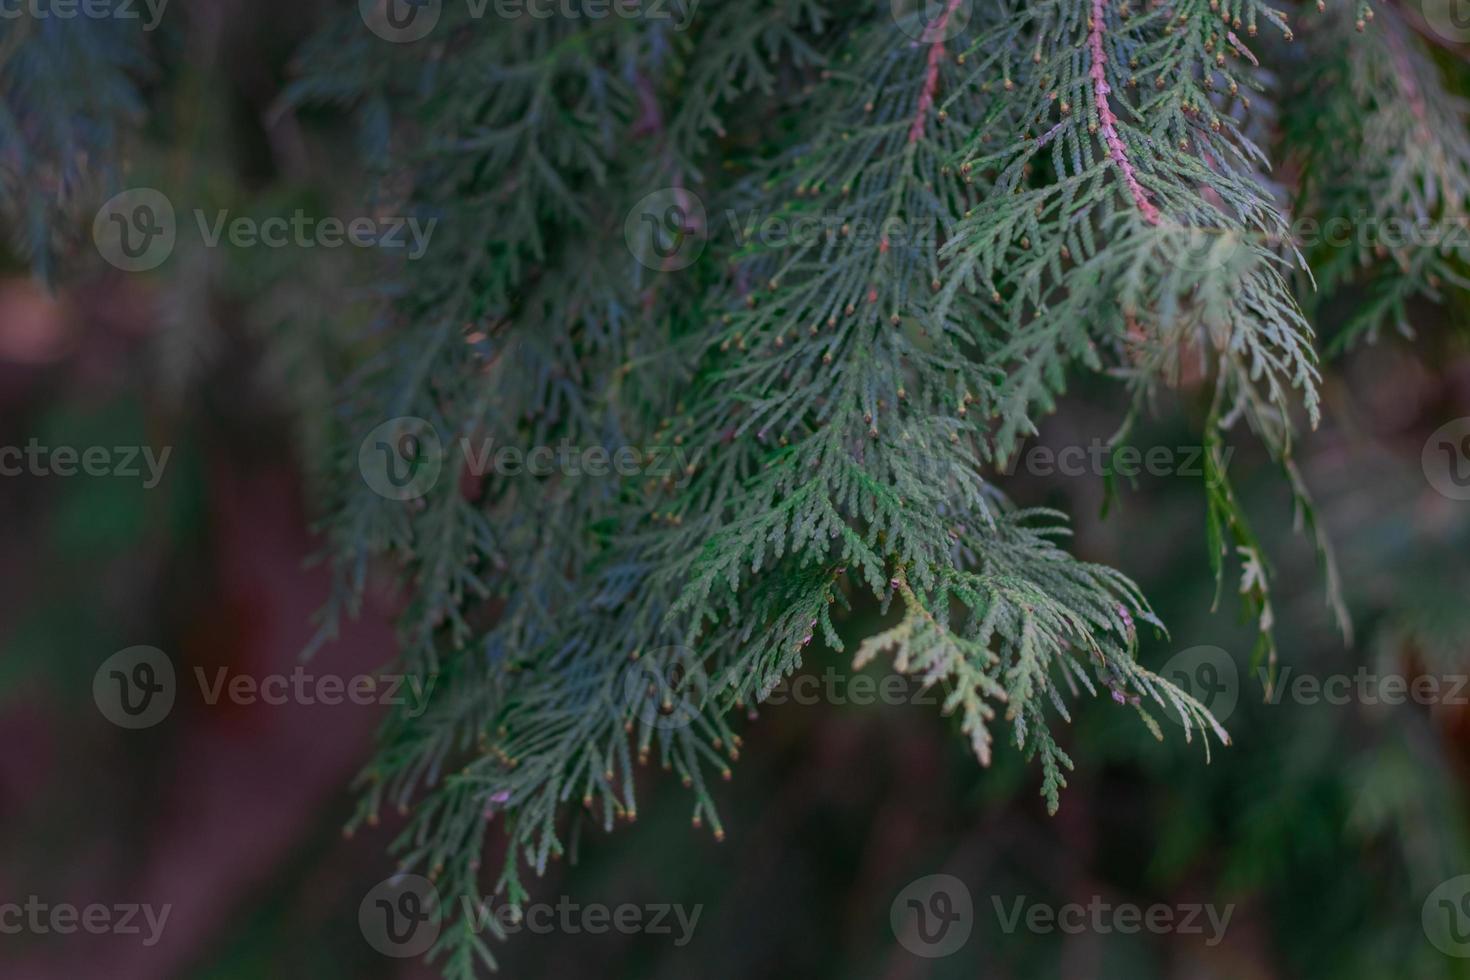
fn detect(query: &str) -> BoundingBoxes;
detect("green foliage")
[0,15,149,279]
[1287,3,1470,351]
[9,0,1470,975]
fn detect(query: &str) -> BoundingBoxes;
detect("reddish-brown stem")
[1087,0,1161,225]
[907,0,965,143]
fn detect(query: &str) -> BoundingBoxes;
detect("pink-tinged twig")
[1225,30,1259,67]
[907,0,965,143]
[1087,0,1161,225]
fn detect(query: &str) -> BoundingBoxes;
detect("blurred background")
[4,2,1470,979]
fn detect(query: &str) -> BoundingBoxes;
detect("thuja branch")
[1087,0,1160,225]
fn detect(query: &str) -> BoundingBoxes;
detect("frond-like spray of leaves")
[0,16,149,278]
[1288,3,1470,351]
[939,0,1330,672]
[286,2,1351,974]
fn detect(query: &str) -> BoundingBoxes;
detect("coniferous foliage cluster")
[7,0,1470,975]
